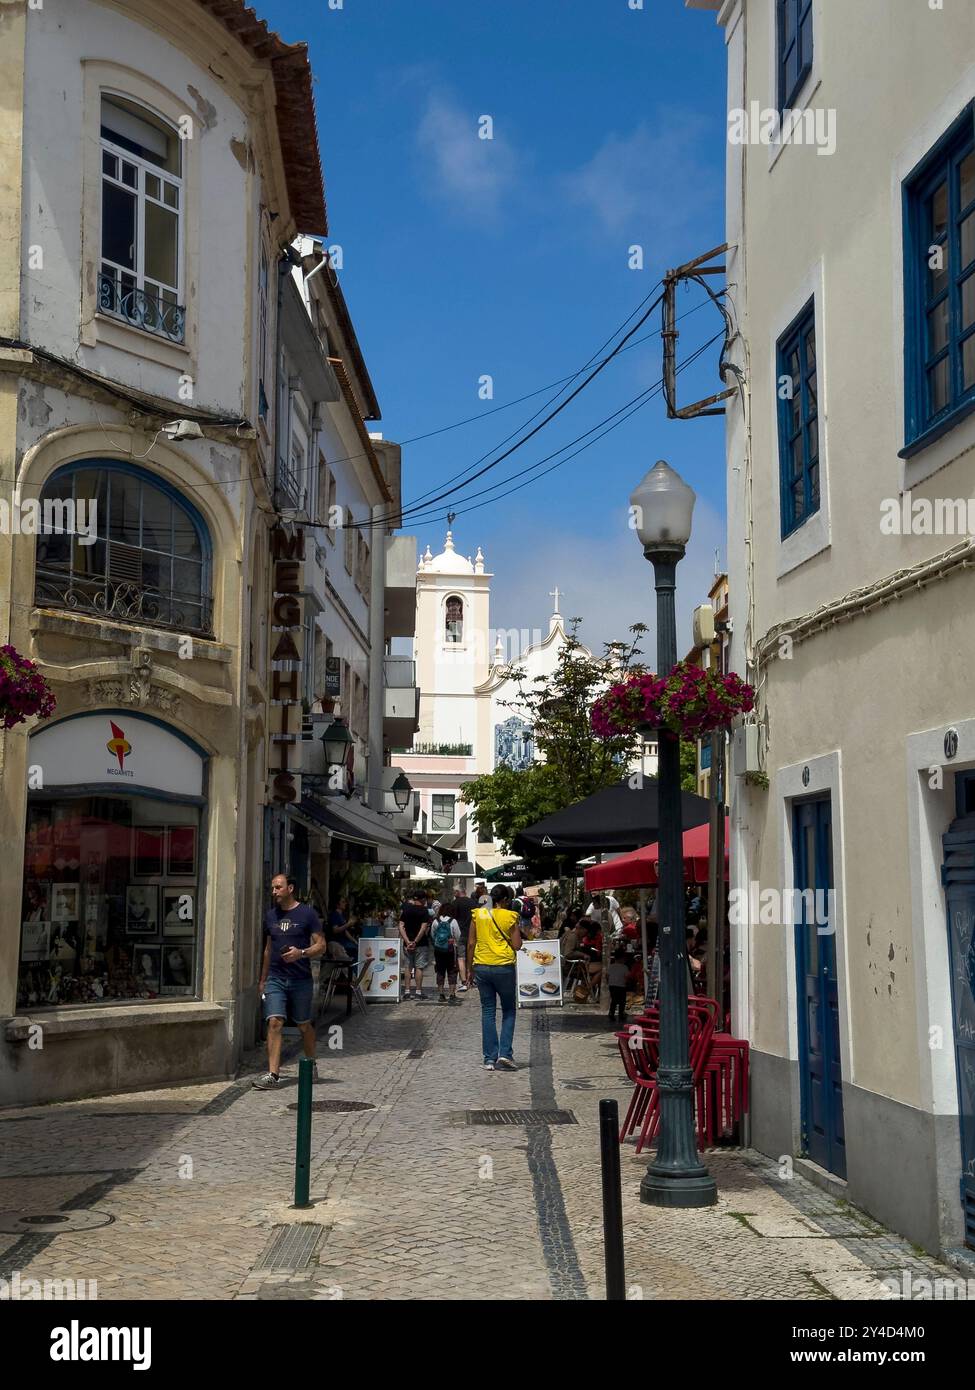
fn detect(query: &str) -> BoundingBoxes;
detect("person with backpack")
[467,884,522,1071]
[431,905,462,1004]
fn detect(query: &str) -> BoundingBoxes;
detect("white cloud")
[416,93,519,221]
[562,116,719,249]
[483,495,727,665]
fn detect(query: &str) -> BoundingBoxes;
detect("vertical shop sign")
[269,525,304,804]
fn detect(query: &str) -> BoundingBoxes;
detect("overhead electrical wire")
[390,330,725,531]
[380,289,666,530]
[389,332,722,528]
[398,279,665,509]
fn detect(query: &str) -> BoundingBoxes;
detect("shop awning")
[375,836,444,871]
[297,795,402,853]
[584,818,729,891]
[398,836,443,870]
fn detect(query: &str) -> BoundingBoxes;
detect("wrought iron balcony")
[389,742,473,757]
[34,566,212,636]
[98,271,186,344]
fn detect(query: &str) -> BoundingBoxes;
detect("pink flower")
[0,645,56,729]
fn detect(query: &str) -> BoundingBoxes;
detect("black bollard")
[293,1057,313,1208]
[599,1097,625,1300]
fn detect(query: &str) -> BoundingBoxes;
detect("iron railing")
[98,271,186,344]
[34,567,212,636]
[389,741,473,757]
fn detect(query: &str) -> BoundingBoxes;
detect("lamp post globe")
[629,459,696,556]
[632,459,717,1209]
[391,772,412,812]
[321,717,353,773]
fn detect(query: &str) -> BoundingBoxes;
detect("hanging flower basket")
[0,644,56,730]
[591,661,754,741]
[590,673,668,740]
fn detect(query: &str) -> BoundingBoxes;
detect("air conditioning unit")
[732,722,761,776]
[692,603,716,649]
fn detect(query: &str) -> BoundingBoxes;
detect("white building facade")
[692,0,975,1254]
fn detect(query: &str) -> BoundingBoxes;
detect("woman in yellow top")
[466,884,522,1070]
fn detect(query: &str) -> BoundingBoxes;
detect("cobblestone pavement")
[0,993,962,1300]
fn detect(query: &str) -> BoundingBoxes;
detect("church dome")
[423,530,475,575]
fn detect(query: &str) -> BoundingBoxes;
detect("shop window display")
[18,796,201,1008]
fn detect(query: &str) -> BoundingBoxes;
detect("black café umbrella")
[512,776,711,862]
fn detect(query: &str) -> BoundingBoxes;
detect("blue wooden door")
[794,797,846,1177]
[941,777,975,1249]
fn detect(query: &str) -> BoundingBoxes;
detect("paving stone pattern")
[0,995,960,1300]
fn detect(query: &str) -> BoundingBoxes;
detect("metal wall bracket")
[662,242,737,419]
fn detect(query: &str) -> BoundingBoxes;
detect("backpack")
[432,917,455,951]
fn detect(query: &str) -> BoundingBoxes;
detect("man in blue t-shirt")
[253,873,325,1090]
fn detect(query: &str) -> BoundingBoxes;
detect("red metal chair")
[617,1007,715,1153]
[617,998,750,1149]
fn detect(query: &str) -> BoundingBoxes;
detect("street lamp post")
[631,460,717,1208]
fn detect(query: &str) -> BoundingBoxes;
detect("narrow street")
[0,998,957,1302]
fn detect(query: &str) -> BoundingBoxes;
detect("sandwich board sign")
[516,940,563,1007]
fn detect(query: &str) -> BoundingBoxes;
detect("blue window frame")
[777,299,820,537]
[903,104,975,452]
[777,0,813,112]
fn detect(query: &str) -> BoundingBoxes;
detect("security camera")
[163,419,204,442]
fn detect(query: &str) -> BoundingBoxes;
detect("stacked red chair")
[615,996,749,1152]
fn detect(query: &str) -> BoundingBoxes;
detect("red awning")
[583,818,728,891]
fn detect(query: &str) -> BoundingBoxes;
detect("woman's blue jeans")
[473,964,517,1063]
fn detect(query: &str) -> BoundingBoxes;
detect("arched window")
[34,462,212,635]
[99,94,184,342]
[445,595,464,644]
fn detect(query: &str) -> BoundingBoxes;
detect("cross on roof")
[549,586,562,614]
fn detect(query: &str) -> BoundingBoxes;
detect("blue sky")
[260,0,728,656]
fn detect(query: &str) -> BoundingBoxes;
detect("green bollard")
[293,1057,313,1208]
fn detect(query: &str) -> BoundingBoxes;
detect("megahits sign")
[268,525,305,804]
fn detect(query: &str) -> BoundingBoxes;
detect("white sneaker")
[252,1071,280,1090]
[496,1057,518,1071]
[457,983,468,992]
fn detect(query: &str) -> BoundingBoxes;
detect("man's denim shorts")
[262,974,314,1024]
[405,944,431,970]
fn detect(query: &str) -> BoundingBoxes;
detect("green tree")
[462,625,707,851]
[462,623,650,852]
[461,762,565,853]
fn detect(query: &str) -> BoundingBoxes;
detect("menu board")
[357,939,401,1001]
[517,941,563,1007]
